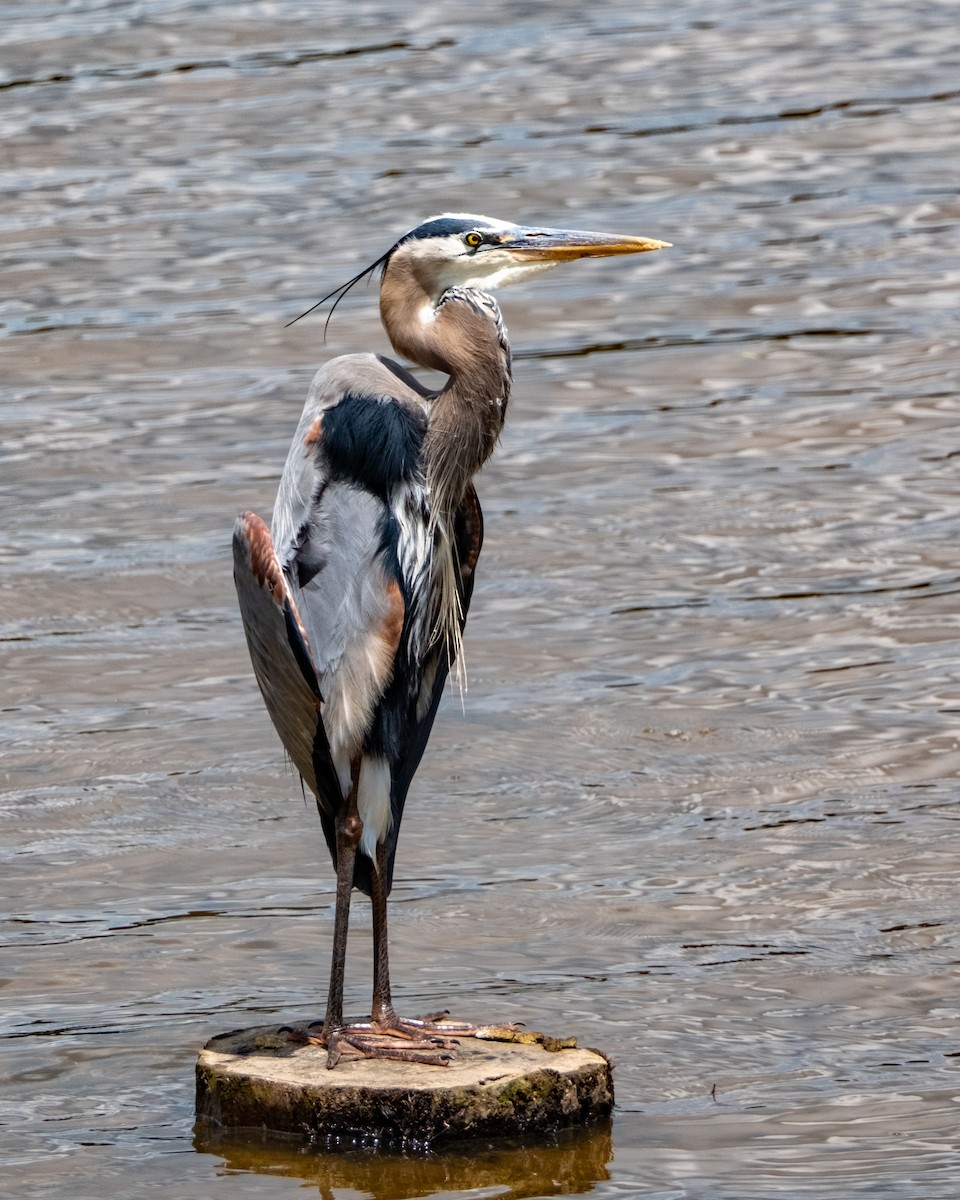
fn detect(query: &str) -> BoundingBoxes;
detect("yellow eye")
[464,231,483,248]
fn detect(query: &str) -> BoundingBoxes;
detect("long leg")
[312,775,456,1068]
[370,838,454,1031]
[368,844,465,1030]
[365,839,484,1044]
[370,838,396,1026]
[319,763,363,1043]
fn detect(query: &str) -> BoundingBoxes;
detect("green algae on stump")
[195,1023,613,1148]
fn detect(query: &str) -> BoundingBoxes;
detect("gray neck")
[380,264,512,519]
[423,287,511,522]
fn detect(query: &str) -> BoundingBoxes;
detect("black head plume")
[285,247,393,337]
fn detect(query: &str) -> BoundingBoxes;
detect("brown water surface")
[2,2,960,1197]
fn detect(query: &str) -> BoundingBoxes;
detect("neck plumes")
[380,259,512,523]
[380,258,512,669]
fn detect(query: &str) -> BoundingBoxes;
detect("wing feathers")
[235,357,486,897]
[233,511,342,813]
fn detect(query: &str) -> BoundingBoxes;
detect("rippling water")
[3,1,960,1197]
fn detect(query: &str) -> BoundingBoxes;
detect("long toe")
[327,1027,454,1068]
[301,1011,522,1068]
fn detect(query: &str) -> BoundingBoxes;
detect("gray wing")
[272,354,429,771]
[234,353,429,810]
[232,510,342,819]
[288,480,405,776]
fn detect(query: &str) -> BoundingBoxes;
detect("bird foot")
[325,1026,456,1069]
[288,1012,462,1069]
[362,1008,526,1045]
[287,1011,524,1068]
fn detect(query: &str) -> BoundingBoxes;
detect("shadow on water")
[194,1120,612,1199]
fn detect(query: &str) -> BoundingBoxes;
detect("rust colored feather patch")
[460,486,483,581]
[303,416,324,449]
[238,510,312,648]
[380,577,406,661]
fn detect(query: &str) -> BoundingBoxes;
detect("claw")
[293,1011,530,1067]
[325,1026,454,1068]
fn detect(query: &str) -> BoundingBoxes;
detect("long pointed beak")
[498,226,670,262]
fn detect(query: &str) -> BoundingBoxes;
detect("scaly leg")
[368,843,521,1046]
[318,839,460,1066]
[361,838,479,1048]
[313,761,362,1063]
[310,771,461,1067]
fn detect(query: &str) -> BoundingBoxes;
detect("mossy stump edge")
[195,1022,614,1148]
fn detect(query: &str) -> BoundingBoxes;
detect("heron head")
[388,212,670,296]
[288,212,669,333]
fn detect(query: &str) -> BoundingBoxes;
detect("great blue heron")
[233,213,668,1067]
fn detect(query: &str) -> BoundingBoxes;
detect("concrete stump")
[195,1022,614,1148]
